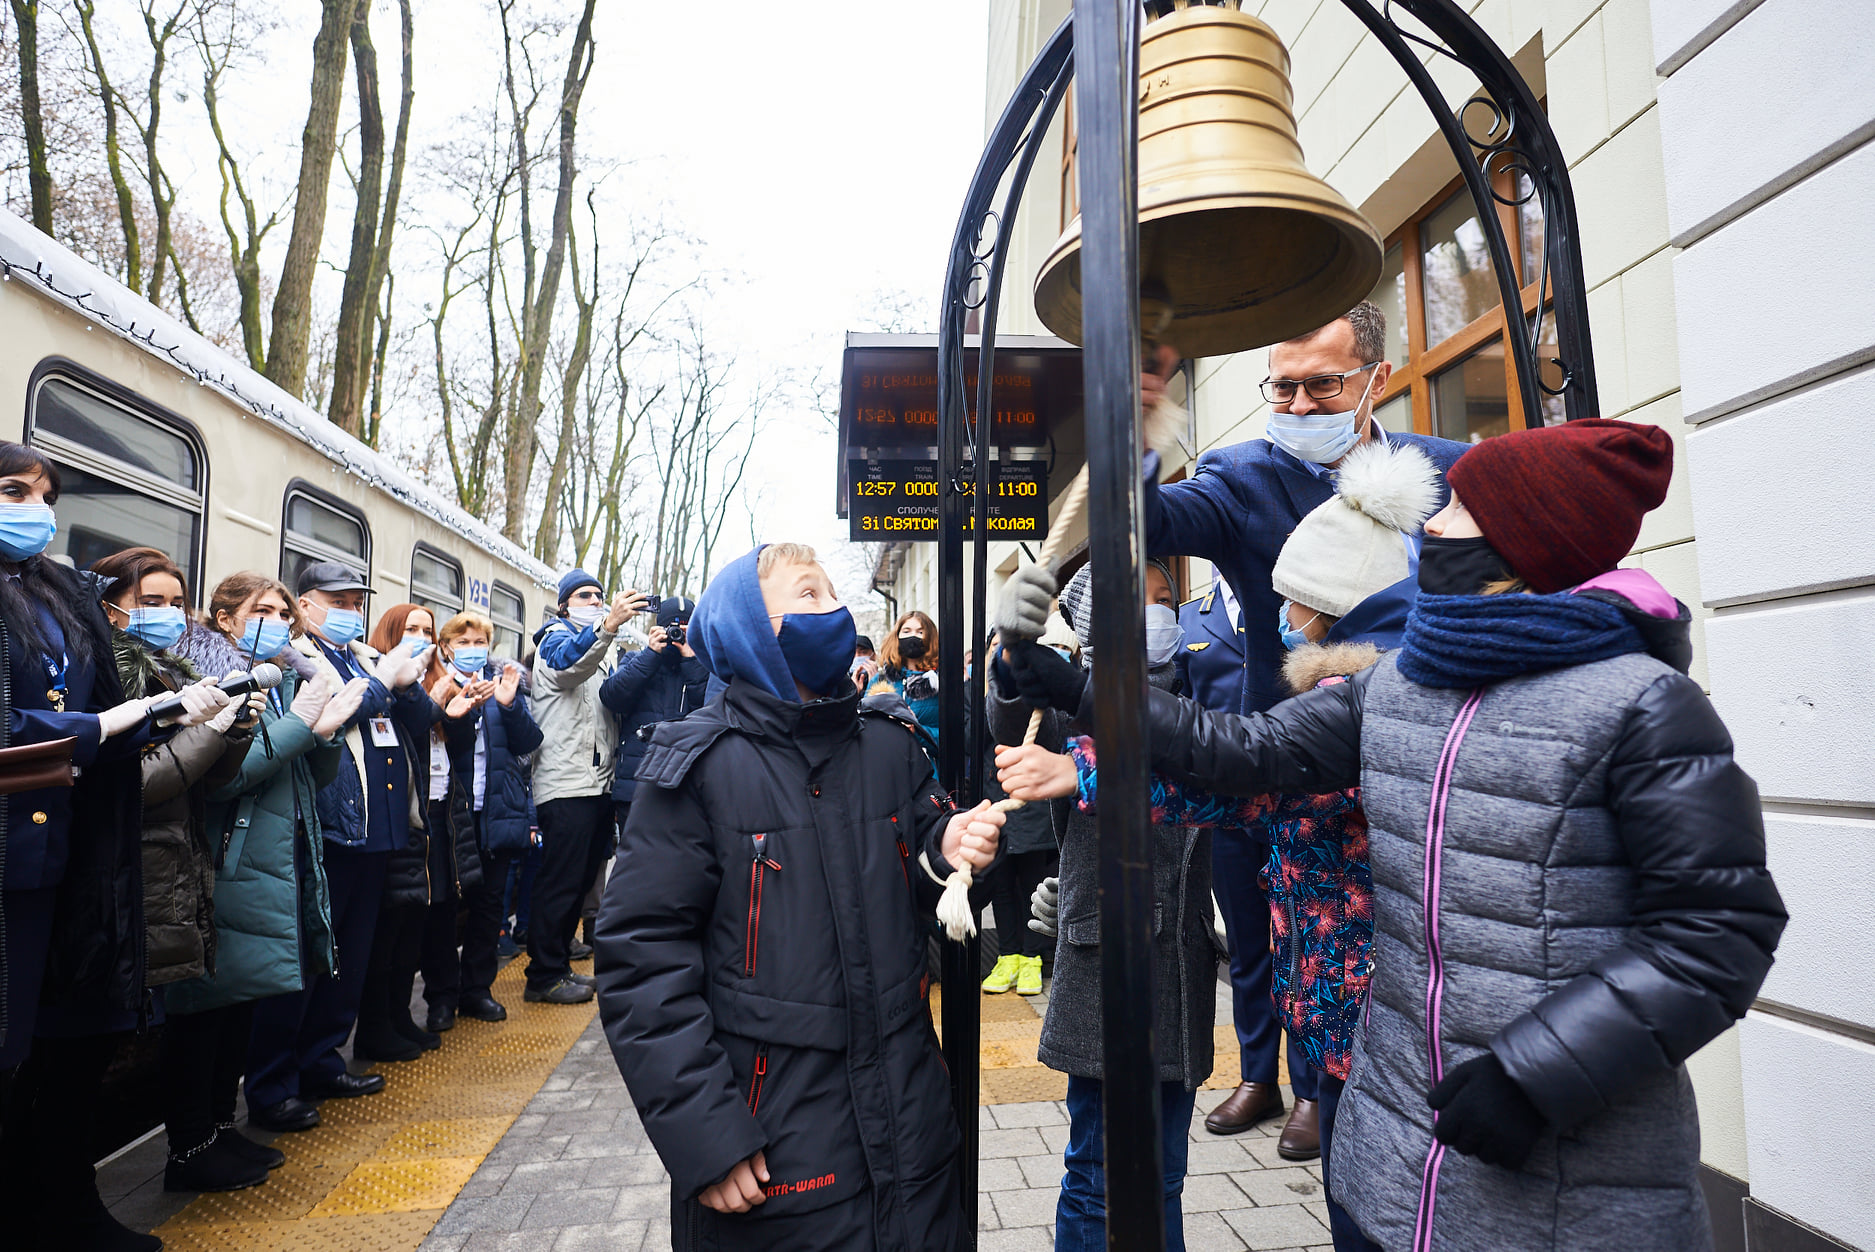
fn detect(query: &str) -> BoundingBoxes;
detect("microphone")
[147,663,284,723]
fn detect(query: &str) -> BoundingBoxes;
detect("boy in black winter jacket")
[594,543,1004,1252]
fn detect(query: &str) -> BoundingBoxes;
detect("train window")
[411,545,464,620]
[27,375,205,595]
[281,486,371,596]
[490,581,526,661]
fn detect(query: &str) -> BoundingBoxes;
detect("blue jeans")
[1058,1075,1197,1252]
[502,842,543,936]
[1317,1072,1382,1252]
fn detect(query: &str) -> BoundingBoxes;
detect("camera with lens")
[665,623,686,647]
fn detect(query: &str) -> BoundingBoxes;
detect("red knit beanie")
[1445,419,1673,594]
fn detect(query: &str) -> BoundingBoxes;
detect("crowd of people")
[0,296,1790,1252]
[0,457,710,1250]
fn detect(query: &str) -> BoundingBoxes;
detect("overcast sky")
[138,0,993,596]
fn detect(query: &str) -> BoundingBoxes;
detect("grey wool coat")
[987,678,1214,1089]
[1140,647,1785,1252]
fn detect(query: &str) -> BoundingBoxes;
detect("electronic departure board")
[836,334,1081,544]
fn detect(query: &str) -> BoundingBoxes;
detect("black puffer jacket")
[1117,610,1785,1250]
[595,679,994,1252]
[600,644,708,803]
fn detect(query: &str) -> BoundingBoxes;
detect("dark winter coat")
[595,678,990,1252]
[441,663,545,855]
[165,631,339,1016]
[1132,590,1786,1251]
[293,635,435,852]
[113,628,254,986]
[988,676,1214,1089]
[599,645,708,803]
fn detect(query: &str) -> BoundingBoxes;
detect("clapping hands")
[312,678,371,740]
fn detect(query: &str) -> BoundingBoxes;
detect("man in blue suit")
[1147,301,1466,1157]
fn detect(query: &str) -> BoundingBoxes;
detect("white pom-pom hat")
[1272,441,1441,618]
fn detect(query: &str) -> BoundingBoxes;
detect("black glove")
[1003,640,1087,714]
[1427,1052,1548,1169]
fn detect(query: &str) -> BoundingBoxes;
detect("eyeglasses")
[1259,361,1379,406]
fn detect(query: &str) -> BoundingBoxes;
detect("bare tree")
[9,0,52,231]
[263,0,358,397]
[194,3,278,369]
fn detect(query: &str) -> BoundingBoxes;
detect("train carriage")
[0,208,555,653]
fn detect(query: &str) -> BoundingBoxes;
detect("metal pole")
[1072,1,1163,1248]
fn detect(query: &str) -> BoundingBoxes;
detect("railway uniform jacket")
[1125,573,1786,1252]
[529,619,622,805]
[165,631,339,1016]
[292,634,433,850]
[594,675,989,1252]
[599,644,708,804]
[441,662,544,855]
[1144,432,1465,716]
[113,627,256,986]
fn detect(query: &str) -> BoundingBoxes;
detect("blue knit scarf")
[1396,591,1647,688]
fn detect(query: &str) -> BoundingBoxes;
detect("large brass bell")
[1034,1,1383,357]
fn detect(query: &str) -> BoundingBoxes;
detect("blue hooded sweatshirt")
[689,546,799,703]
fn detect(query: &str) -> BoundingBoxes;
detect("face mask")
[124,605,187,651]
[896,634,927,661]
[407,638,432,657]
[239,616,293,660]
[778,606,858,698]
[1145,603,1185,667]
[315,604,365,648]
[567,603,608,629]
[0,502,57,561]
[1278,600,1320,652]
[1418,535,1513,597]
[1265,366,1377,465]
[1050,645,1075,663]
[451,645,487,676]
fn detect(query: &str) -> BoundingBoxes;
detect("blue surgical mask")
[316,605,365,648]
[1278,599,1321,652]
[407,639,433,658]
[0,502,57,561]
[451,645,487,676]
[239,616,293,660]
[1145,603,1185,667]
[776,605,858,699]
[1265,366,1378,465]
[124,606,187,651]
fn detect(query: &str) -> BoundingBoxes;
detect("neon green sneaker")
[981,954,1020,994]
[1016,955,1045,996]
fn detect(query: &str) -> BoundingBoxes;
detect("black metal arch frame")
[934,2,1598,1245]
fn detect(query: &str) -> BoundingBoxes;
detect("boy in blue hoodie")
[594,542,1005,1252]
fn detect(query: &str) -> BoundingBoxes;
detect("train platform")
[102,960,1333,1251]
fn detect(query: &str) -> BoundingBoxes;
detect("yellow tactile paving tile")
[153,954,598,1252]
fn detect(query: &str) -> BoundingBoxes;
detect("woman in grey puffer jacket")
[998,421,1785,1252]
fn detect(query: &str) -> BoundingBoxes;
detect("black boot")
[391,1010,441,1052]
[351,1026,422,1063]
[216,1123,286,1170]
[66,1168,165,1251]
[164,1132,268,1193]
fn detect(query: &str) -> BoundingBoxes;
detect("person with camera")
[600,595,707,860]
[526,569,646,1004]
[865,610,940,749]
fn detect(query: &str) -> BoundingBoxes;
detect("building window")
[281,485,371,597]
[410,545,464,621]
[27,372,205,595]
[1367,167,1560,442]
[489,581,526,662]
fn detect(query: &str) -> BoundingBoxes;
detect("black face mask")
[897,635,928,661]
[1418,535,1514,597]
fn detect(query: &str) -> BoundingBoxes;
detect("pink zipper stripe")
[1411,688,1485,1252]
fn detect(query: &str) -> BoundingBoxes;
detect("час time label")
[847,459,1049,543]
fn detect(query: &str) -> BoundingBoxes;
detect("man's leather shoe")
[1277,1097,1322,1160]
[524,977,595,1005]
[247,1097,321,1132]
[459,995,508,1022]
[304,1071,386,1099]
[567,971,596,987]
[568,941,594,961]
[1204,1082,1285,1136]
[425,1003,457,1033]
[352,1030,421,1063]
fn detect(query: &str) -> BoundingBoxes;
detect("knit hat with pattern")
[1446,418,1673,594]
[1272,441,1441,618]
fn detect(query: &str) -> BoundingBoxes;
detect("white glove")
[161,677,233,728]
[995,562,1059,647]
[373,639,426,690]
[97,696,158,739]
[289,672,336,728]
[1027,875,1059,938]
[313,677,372,740]
[210,690,266,735]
